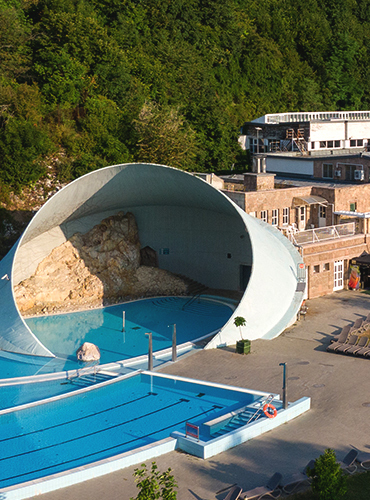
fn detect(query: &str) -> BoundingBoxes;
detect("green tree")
[130,462,177,500]
[307,448,347,500]
[133,101,198,170]
[234,316,246,339]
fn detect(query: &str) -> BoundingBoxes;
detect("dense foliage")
[1,0,370,190]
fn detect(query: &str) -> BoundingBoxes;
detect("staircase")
[211,395,277,437]
[69,371,117,388]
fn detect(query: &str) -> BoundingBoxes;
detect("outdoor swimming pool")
[25,296,234,365]
[0,372,263,491]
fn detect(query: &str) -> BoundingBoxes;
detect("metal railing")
[285,222,356,246]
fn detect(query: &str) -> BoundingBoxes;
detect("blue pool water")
[0,373,258,490]
[25,296,234,365]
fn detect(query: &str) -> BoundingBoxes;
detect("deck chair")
[338,449,358,474]
[223,486,243,500]
[345,335,368,355]
[335,335,358,354]
[242,472,282,499]
[327,327,351,353]
[355,341,370,357]
[281,460,315,495]
[331,324,351,343]
[350,317,364,333]
[355,450,370,470]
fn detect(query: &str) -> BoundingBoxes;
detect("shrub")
[130,461,177,500]
[307,449,347,500]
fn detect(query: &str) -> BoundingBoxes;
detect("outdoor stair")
[69,371,117,388]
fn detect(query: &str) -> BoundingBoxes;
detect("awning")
[351,252,370,265]
[293,195,328,207]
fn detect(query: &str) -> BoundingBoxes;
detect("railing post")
[172,324,177,362]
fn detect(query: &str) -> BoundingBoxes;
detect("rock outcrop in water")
[14,211,187,315]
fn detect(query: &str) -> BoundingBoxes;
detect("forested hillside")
[1,0,370,194]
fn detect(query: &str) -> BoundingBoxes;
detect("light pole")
[255,127,262,154]
[279,362,288,409]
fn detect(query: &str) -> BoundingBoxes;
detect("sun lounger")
[331,324,351,343]
[350,318,364,332]
[335,335,358,353]
[338,449,358,474]
[327,328,352,352]
[355,450,370,470]
[344,335,368,355]
[242,472,282,499]
[354,340,370,356]
[224,485,243,500]
[281,460,315,494]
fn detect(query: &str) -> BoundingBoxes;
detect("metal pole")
[279,362,288,409]
[172,324,177,362]
[146,332,153,371]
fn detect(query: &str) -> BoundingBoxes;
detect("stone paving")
[37,290,370,500]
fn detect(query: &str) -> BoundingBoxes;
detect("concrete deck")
[36,290,370,500]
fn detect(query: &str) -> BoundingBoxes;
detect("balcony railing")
[282,222,356,246]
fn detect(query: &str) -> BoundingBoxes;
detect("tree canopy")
[1,0,370,191]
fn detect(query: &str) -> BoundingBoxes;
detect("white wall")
[310,121,345,141]
[266,157,314,176]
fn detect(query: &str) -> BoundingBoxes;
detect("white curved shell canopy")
[0,163,305,357]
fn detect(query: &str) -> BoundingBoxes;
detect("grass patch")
[287,471,370,499]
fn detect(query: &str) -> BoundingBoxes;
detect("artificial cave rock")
[77,342,101,362]
[14,211,187,315]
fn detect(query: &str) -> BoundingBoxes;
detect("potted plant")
[234,316,250,354]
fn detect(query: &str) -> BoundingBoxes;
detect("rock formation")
[14,211,187,315]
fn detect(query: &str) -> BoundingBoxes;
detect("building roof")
[251,111,370,124]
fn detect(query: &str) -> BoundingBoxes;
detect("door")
[296,206,306,231]
[333,260,344,291]
[240,265,252,291]
[318,205,327,227]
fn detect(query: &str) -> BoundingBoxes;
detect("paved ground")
[37,290,370,500]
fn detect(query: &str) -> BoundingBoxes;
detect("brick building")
[218,172,370,299]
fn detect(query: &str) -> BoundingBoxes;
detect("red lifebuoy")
[263,403,277,419]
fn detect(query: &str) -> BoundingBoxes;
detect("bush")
[130,461,177,500]
[307,449,347,500]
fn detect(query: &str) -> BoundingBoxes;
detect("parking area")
[39,290,370,500]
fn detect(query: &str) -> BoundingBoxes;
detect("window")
[334,140,340,148]
[320,141,326,148]
[313,265,320,273]
[319,206,326,219]
[299,206,305,221]
[327,140,333,148]
[350,202,357,212]
[323,163,333,178]
[271,209,279,226]
[324,263,330,271]
[283,207,289,225]
[349,139,363,147]
[260,210,268,222]
[311,142,315,149]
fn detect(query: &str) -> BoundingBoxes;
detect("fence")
[287,222,356,246]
